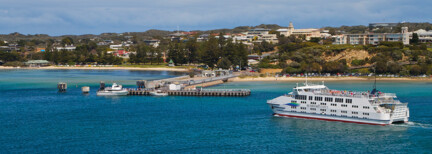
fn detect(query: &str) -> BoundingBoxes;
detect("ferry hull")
[272,110,391,126]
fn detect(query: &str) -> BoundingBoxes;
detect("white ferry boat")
[96,83,128,96]
[267,82,409,126]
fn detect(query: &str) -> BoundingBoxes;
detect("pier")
[127,89,250,96]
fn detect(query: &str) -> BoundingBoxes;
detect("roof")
[295,84,327,89]
[25,60,50,64]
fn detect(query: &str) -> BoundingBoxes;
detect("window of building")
[335,98,344,103]
[363,113,369,115]
[309,96,313,100]
[341,110,347,113]
[310,108,316,111]
[331,110,337,112]
[325,97,333,102]
[341,104,348,107]
[315,96,323,101]
[363,106,370,109]
[320,109,326,112]
[346,99,352,103]
[331,103,337,106]
[352,111,358,114]
[320,102,326,105]
[352,105,358,108]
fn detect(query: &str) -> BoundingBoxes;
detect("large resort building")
[333,27,410,45]
[277,22,321,41]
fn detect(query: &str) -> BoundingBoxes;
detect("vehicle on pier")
[149,90,168,96]
[96,83,128,96]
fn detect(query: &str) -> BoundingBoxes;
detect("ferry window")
[301,101,306,104]
[331,103,337,106]
[341,115,347,117]
[352,116,358,118]
[320,109,326,111]
[335,98,344,103]
[314,96,323,101]
[363,106,370,109]
[341,111,347,113]
[291,106,297,109]
[295,95,307,100]
[352,105,358,108]
[311,102,316,105]
[291,100,297,103]
[320,103,326,105]
[310,108,316,111]
[309,96,313,100]
[352,112,358,114]
[341,104,347,107]
[363,113,369,115]
[325,97,333,102]
[301,107,306,110]
[331,110,337,112]
[346,99,352,103]
[331,114,337,116]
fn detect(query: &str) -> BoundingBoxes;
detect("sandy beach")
[231,76,432,82]
[0,66,189,72]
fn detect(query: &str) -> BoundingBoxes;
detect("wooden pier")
[127,89,250,97]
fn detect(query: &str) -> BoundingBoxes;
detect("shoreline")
[0,66,189,72]
[230,76,432,82]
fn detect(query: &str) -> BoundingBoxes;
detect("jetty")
[126,69,250,97]
[127,88,250,96]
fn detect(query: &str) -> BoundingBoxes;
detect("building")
[411,29,432,43]
[245,28,278,44]
[276,22,321,40]
[55,45,76,51]
[333,27,410,45]
[24,60,50,67]
[143,39,160,48]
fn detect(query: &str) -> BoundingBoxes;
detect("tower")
[401,27,409,45]
[288,22,294,36]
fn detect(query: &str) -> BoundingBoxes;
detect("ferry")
[267,81,409,126]
[96,83,128,96]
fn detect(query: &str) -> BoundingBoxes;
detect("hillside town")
[1,22,432,77]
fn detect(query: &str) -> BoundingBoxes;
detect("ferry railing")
[312,91,370,98]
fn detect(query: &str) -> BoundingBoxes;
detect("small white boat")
[149,90,168,96]
[97,83,128,96]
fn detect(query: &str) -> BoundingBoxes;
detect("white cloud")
[0,0,430,35]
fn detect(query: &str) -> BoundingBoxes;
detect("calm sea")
[0,69,431,153]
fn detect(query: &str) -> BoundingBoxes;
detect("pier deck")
[127,89,250,97]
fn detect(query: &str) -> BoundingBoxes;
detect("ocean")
[0,69,431,153]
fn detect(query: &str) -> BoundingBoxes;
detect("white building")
[246,28,278,44]
[276,22,321,40]
[411,29,432,43]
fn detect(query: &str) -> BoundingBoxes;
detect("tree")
[216,57,232,69]
[61,37,74,46]
[409,65,421,75]
[410,33,419,44]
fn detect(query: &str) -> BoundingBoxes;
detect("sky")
[0,0,431,36]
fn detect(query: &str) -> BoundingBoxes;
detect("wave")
[392,121,432,129]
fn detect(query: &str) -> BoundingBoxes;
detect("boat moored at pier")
[267,82,409,126]
[97,83,128,96]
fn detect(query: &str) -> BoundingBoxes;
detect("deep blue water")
[0,69,431,153]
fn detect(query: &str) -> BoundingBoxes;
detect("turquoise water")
[0,70,431,153]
